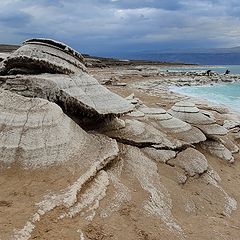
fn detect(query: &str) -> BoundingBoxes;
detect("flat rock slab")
[169,110,215,125]
[0,73,133,118]
[173,126,207,144]
[144,114,206,144]
[171,105,199,113]
[145,113,191,133]
[211,135,239,154]
[142,148,176,163]
[140,107,167,115]
[102,119,181,149]
[168,148,208,177]
[223,120,240,130]
[127,110,145,118]
[196,124,228,136]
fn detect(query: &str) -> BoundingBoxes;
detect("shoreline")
[1,45,239,115]
[1,43,240,240]
[169,82,240,114]
[89,60,240,123]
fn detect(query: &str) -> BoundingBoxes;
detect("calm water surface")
[167,65,240,112]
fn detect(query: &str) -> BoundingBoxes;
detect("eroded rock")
[141,107,206,144]
[0,38,86,75]
[168,148,208,177]
[0,73,133,118]
[101,119,182,149]
[142,148,176,163]
[169,101,228,138]
[0,89,119,168]
[201,140,234,163]
[0,38,133,119]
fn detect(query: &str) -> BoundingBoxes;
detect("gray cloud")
[1,0,240,55]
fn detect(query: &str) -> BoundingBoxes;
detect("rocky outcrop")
[168,148,208,177]
[140,107,206,144]
[1,39,239,240]
[168,101,228,138]
[200,140,234,163]
[0,38,133,119]
[168,101,236,161]
[0,73,133,118]
[0,38,86,75]
[101,119,183,149]
[0,89,118,169]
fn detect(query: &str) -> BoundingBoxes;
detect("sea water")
[171,82,240,112]
[166,65,240,112]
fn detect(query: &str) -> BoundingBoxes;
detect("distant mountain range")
[118,46,240,65]
[157,46,240,54]
[2,43,240,65]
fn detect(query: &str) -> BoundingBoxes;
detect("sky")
[1,0,240,56]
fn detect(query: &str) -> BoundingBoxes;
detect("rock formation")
[168,101,237,162]
[140,107,206,144]
[0,39,239,240]
[0,39,133,119]
[0,38,86,75]
[0,89,118,169]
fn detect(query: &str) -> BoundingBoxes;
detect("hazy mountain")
[2,43,240,65]
[112,46,240,65]
[142,46,240,54]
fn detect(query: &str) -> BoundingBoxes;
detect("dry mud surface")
[1,58,240,240]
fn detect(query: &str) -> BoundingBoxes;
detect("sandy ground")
[1,64,240,240]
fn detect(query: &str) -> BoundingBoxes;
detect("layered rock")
[168,101,236,162]
[0,89,118,169]
[201,140,234,163]
[140,107,206,144]
[1,38,239,240]
[168,101,228,138]
[169,101,214,124]
[0,38,133,118]
[0,38,86,75]
[101,119,183,149]
[0,73,133,118]
[142,148,176,163]
[168,148,208,177]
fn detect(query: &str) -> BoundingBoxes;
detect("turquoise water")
[163,65,240,74]
[171,82,240,112]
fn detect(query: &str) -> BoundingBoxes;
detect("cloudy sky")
[1,0,240,56]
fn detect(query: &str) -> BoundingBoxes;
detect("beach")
[89,60,240,112]
[1,46,240,240]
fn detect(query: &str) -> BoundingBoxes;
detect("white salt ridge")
[101,159,131,218]
[59,170,109,220]
[77,230,85,240]
[13,222,35,240]
[125,146,185,240]
[12,149,118,240]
